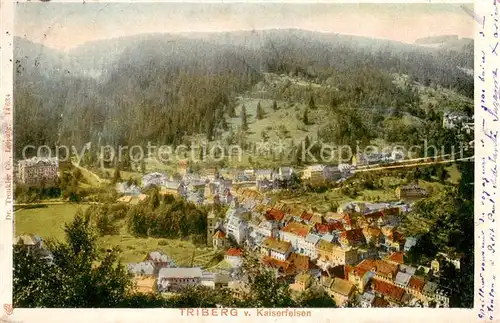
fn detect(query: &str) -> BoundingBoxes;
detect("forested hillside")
[14,30,473,159]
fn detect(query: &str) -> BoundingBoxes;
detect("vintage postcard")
[0,1,498,322]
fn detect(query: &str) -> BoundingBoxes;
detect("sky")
[15,2,474,51]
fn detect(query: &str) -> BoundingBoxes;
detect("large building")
[157,267,203,292]
[17,157,59,187]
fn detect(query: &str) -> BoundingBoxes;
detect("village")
[13,151,463,308]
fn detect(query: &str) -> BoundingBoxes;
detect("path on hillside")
[354,156,474,173]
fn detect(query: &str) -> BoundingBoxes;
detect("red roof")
[225,248,243,257]
[372,279,405,302]
[351,259,398,279]
[408,276,426,292]
[265,208,285,222]
[315,223,330,234]
[281,222,311,238]
[261,256,295,275]
[351,259,377,278]
[288,253,317,272]
[213,231,226,238]
[344,265,353,280]
[301,211,313,222]
[340,229,366,244]
[342,213,352,226]
[329,221,345,232]
[387,252,404,264]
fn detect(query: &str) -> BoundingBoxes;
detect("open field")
[15,204,91,241]
[15,204,220,267]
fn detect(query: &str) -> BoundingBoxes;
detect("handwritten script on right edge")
[477,0,499,321]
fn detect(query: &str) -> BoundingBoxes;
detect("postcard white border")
[2,1,498,323]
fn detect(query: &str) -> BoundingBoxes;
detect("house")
[394,271,412,288]
[127,261,155,277]
[201,168,218,181]
[362,227,382,246]
[372,296,390,308]
[385,252,405,265]
[422,281,439,302]
[160,181,185,197]
[256,178,273,192]
[301,233,321,259]
[329,278,355,307]
[360,291,376,308]
[371,279,406,305]
[438,251,463,270]
[435,286,451,308]
[200,271,230,289]
[395,184,428,201]
[17,157,59,187]
[256,219,279,238]
[443,110,471,129]
[225,210,249,245]
[207,211,219,246]
[323,165,342,181]
[261,237,292,261]
[339,229,366,247]
[116,182,141,196]
[265,208,285,223]
[255,169,274,181]
[116,195,133,204]
[279,221,311,251]
[15,235,43,253]
[261,256,296,278]
[142,172,168,188]
[404,237,418,252]
[288,252,320,276]
[316,241,358,267]
[407,276,426,300]
[157,267,203,292]
[213,230,228,250]
[145,251,176,274]
[224,248,243,268]
[290,273,313,292]
[277,167,294,180]
[302,164,325,181]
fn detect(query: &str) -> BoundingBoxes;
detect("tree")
[308,95,316,110]
[272,100,278,111]
[256,102,264,120]
[303,108,309,125]
[296,287,336,307]
[13,210,134,307]
[240,105,248,131]
[112,166,121,184]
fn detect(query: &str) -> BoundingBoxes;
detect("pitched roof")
[288,253,316,272]
[296,273,312,284]
[261,256,294,275]
[225,248,243,257]
[315,223,330,235]
[386,252,405,264]
[340,229,366,244]
[316,240,335,253]
[394,272,412,287]
[213,230,226,239]
[408,276,426,292]
[330,278,354,296]
[371,279,405,302]
[265,208,285,222]
[305,233,321,245]
[301,211,313,222]
[261,237,292,254]
[281,222,311,238]
[158,267,203,279]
